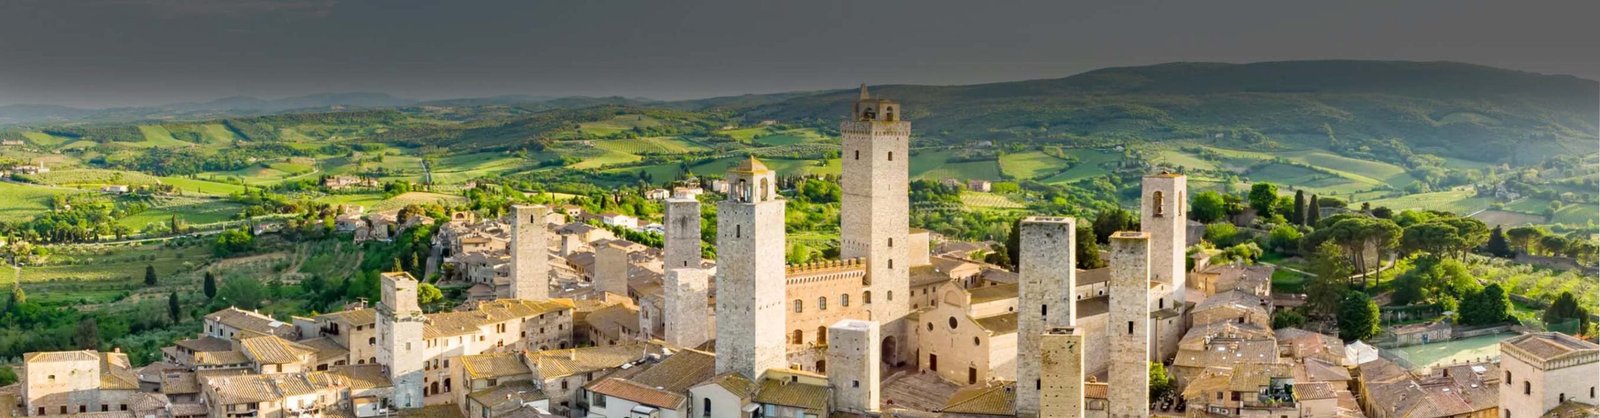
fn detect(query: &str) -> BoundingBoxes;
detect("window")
[593,393,606,407]
[888,151,894,161]
[1042,305,1047,317]
[887,291,893,301]
[1525,381,1531,395]
[888,238,893,247]
[818,297,827,311]
[735,224,741,239]
[794,299,803,313]
[1128,321,1135,334]
[852,380,860,388]
[948,317,958,329]
[841,294,850,307]
[703,398,712,417]
[1153,191,1165,217]
[888,259,893,269]
[561,381,568,390]
[854,150,859,160]
[973,337,981,346]
[818,326,828,345]
[792,330,803,345]
[1506,371,1511,382]
[864,291,872,304]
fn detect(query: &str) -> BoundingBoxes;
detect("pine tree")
[1485,226,1513,258]
[203,271,217,299]
[168,292,181,324]
[1293,190,1307,225]
[144,265,158,286]
[1338,292,1379,341]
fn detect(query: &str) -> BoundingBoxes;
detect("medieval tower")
[663,268,710,349]
[840,84,911,362]
[664,195,701,270]
[714,156,788,380]
[1109,231,1152,418]
[377,272,425,409]
[1016,216,1079,416]
[510,204,549,300]
[1040,327,1086,418]
[1141,172,1187,305]
[595,241,630,296]
[827,319,881,415]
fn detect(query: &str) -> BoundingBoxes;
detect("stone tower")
[595,241,629,296]
[1109,231,1152,418]
[664,195,701,270]
[510,205,549,300]
[827,319,881,415]
[840,84,911,361]
[663,268,710,349]
[377,272,425,409]
[1040,327,1085,418]
[1141,172,1187,305]
[714,156,788,380]
[1016,216,1079,416]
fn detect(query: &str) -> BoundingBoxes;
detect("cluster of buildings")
[12,88,1598,418]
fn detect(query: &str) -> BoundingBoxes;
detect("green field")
[0,182,76,221]
[158,176,248,195]
[1038,149,1121,184]
[24,169,162,188]
[21,131,74,147]
[118,198,244,229]
[129,125,195,148]
[1552,204,1599,226]
[1360,189,1496,213]
[752,129,827,146]
[594,136,707,154]
[315,191,467,211]
[959,191,1024,210]
[998,151,1067,179]
[577,115,663,137]
[910,150,1002,181]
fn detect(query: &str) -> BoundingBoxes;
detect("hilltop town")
[8,88,1599,418]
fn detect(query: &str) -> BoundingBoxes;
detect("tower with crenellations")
[664,195,701,271]
[1109,231,1152,418]
[1040,327,1085,418]
[376,271,425,409]
[1016,216,1080,416]
[714,156,788,380]
[510,204,549,300]
[840,84,911,364]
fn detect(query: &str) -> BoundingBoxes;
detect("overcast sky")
[2,0,1596,108]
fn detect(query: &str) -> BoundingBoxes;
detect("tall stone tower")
[1109,231,1152,418]
[663,268,710,349]
[377,272,425,409]
[595,241,630,296]
[714,156,788,380]
[1040,327,1085,418]
[1016,216,1079,416]
[827,319,881,415]
[840,84,911,353]
[510,205,549,300]
[664,195,701,270]
[1141,172,1187,305]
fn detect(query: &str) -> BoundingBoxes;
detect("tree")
[144,265,157,286]
[1543,291,1592,333]
[1248,183,1280,218]
[1538,235,1568,257]
[1091,208,1137,244]
[203,271,218,299]
[1292,190,1306,225]
[1191,191,1228,224]
[1076,223,1105,269]
[1004,219,1021,269]
[216,278,267,310]
[168,292,181,324]
[1505,226,1544,255]
[1304,242,1351,319]
[418,283,444,307]
[1485,226,1514,258]
[1306,195,1321,225]
[1273,309,1308,328]
[75,317,100,349]
[1460,284,1512,326]
[1266,224,1304,255]
[1148,361,1173,402]
[1338,292,1380,341]
[214,228,255,256]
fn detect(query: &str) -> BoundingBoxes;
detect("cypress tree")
[1293,190,1307,225]
[203,271,217,299]
[1485,225,1513,258]
[1307,195,1322,226]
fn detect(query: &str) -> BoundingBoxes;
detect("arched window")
[759,178,770,201]
[817,326,828,345]
[794,299,803,313]
[702,398,711,417]
[840,293,850,307]
[864,291,872,304]
[887,291,894,301]
[818,297,828,311]
[792,330,803,345]
[736,179,747,201]
[863,109,876,120]
[1153,191,1165,217]
[885,106,895,121]
[1526,381,1532,395]
[888,151,894,161]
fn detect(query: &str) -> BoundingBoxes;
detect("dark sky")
[2,0,1597,108]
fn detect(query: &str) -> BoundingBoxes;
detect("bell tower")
[840,85,911,364]
[714,156,788,380]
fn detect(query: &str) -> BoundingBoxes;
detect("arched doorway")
[881,336,898,367]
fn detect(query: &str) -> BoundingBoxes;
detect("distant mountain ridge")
[0,92,654,125]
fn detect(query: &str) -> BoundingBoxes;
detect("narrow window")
[1041,305,1048,317]
[1128,321,1135,334]
[703,398,711,417]
[794,299,803,313]
[818,297,827,311]
[1153,191,1165,217]
[888,259,893,269]
[888,238,893,247]
[735,224,741,239]
[854,150,859,160]
[1525,381,1531,395]
[792,330,803,345]
[888,151,894,161]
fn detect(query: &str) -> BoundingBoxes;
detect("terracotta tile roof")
[1542,400,1599,418]
[1084,382,1108,400]
[1502,332,1598,361]
[194,350,249,366]
[584,303,640,339]
[204,373,335,405]
[160,371,200,395]
[206,307,294,337]
[974,312,1019,335]
[939,381,1015,415]
[321,364,391,390]
[23,350,99,363]
[696,371,755,398]
[168,402,209,417]
[1076,296,1110,317]
[295,337,349,363]
[754,377,829,411]
[1227,363,1291,392]
[461,352,531,380]
[316,308,377,327]
[240,335,316,364]
[1296,381,1339,400]
[525,343,658,378]
[398,404,466,418]
[968,283,1018,304]
[174,336,234,353]
[583,349,715,409]
[423,298,575,339]
[99,352,140,390]
[467,381,546,413]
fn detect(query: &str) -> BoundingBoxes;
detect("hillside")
[701,61,1598,164]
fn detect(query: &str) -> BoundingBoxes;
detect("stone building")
[20,350,147,416]
[663,268,711,349]
[827,319,881,415]
[1040,328,1085,418]
[915,282,1020,385]
[840,84,913,367]
[510,205,550,301]
[663,196,702,271]
[714,157,788,380]
[1016,216,1079,416]
[1108,231,1152,418]
[377,272,427,409]
[1499,332,1598,418]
